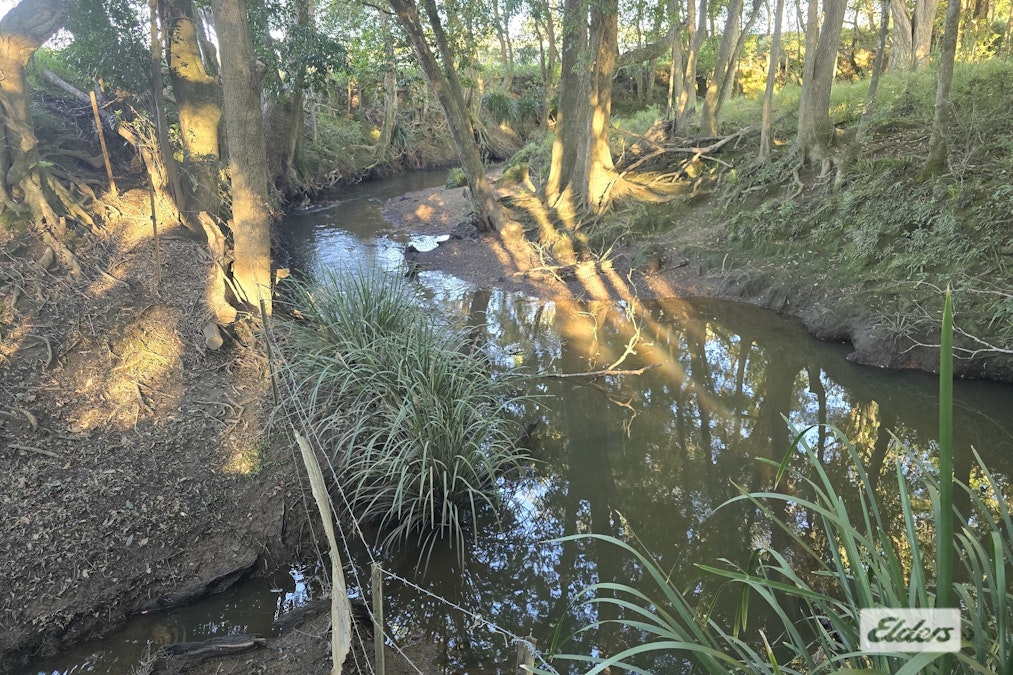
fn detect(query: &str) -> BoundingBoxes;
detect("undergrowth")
[276,268,531,564]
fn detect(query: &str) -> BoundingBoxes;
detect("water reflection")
[367,292,1013,673]
[24,566,320,675]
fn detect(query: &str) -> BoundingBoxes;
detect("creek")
[26,171,1013,674]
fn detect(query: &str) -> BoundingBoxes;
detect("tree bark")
[377,14,398,157]
[890,0,940,69]
[165,0,223,221]
[922,0,961,174]
[666,0,685,124]
[857,0,890,143]
[546,0,588,217]
[797,0,847,159]
[386,0,507,233]
[211,0,273,314]
[0,0,69,223]
[758,0,785,162]
[584,0,619,213]
[700,0,744,135]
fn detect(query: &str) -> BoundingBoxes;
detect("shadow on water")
[26,171,1013,674]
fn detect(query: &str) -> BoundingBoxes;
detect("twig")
[10,444,60,458]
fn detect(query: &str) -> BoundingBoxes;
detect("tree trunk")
[889,0,914,69]
[666,0,685,124]
[700,0,744,135]
[377,15,399,157]
[679,0,708,125]
[890,0,939,69]
[165,0,223,220]
[798,0,820,119]
[386,0,507,233]
[912,0,940,65]
[0,0,68,223]
[491,0,514,90]
[758,0,785,162]
[857,0,889,143]
[923,0,961,175]
[546,0,589,218]
[797,0,847,159]
[211,0,273,314]
[583,0,619,213]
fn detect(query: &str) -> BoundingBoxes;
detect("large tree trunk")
[922,0,961,174]
[797,0,847,160]
[0,0,68,224]
[583,0,619,213]
[545,0,588,219]
[386,0,507,233]
[679,0,708,126]
[165,0,223,221]
[890,0,940,69]
[211,0,273,314]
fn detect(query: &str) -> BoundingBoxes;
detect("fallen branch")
[536,362,660,379]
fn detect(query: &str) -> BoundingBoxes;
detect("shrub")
[446,167,468,188]
[277,268,531,562]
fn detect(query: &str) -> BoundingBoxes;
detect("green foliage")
[549,303,1013,673]
[445,167,467,188]
[483,89,519,126]
[27,49,88,93]
[250,0,348,95]
[277,269,530,562]
[63,0,149,93]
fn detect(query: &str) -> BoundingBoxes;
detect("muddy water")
[26,171,1013,674]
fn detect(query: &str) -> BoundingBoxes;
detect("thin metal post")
[147,178,162,288]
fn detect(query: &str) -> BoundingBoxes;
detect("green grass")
[276,268,531,563]
[545,292,1013,674]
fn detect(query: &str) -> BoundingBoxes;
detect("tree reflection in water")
[360,293,1013,673]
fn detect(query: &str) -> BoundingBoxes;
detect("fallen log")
[154,634,266,670]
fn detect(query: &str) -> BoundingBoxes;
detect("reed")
[277,268,531,561]
[547,290,1013,674]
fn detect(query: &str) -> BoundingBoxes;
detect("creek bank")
[383,179,1012,383]
[0,189,307,673]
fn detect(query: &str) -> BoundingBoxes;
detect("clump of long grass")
[276,268,531,560]
[547,290,1013,674]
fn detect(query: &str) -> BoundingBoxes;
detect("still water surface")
[26,171,1013,674]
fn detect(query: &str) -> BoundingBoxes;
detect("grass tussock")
[547,294,1013,674]
[277,268,531,561]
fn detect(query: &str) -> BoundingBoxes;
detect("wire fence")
[264,309,560,675]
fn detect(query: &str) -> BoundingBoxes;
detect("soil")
[0,170,1001,675]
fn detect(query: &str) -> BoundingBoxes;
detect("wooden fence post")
[516,635,536,673]
[88,90,117,197]
[371,562,386,675]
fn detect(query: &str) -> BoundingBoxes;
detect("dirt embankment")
[0,192,301,672]
[386,180,1012,384]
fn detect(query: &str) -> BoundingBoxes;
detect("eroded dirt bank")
[385,180,1012,383]
[0,192,300,672]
